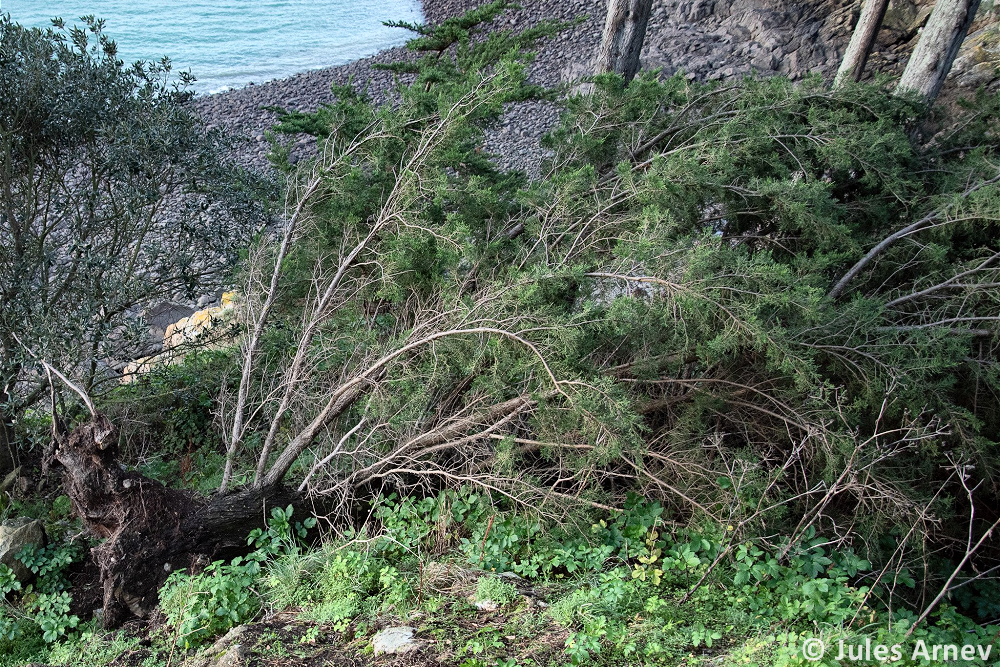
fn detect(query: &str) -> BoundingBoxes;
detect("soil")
[66,553,103,621]
[99,605,571,667]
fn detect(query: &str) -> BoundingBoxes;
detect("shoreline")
[166,0,999,339]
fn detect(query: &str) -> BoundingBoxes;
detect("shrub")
[160,505,313,647]
[0,542,83,644]
[0,15,270,463]
[160,555,264,648]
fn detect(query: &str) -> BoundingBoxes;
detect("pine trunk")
[896,0,982,104]
[595,0,654,83]
[835,0,890,85]
[54,415,307,627]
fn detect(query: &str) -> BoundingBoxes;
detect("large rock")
[882,0,934,39]
[214,645,247,667]
[373,626,421,655]
[0,517,46,583]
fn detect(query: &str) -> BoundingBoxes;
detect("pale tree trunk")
[595,0,654,83]
[835,0,890,86]
[896,0,982,104]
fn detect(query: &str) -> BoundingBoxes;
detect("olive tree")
[0,16,268,474]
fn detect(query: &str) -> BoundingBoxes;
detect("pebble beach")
[192,0,867,177]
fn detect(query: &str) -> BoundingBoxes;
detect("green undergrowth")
[0,494,90,660]
[259,490,996,667]
[1,541,86,658]
[103,350,237,494]
[7,489,994,667]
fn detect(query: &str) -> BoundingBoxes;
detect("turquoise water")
[0,0,423,93]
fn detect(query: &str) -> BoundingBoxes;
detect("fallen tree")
[44,2,1000,630]
[50,3,575,626]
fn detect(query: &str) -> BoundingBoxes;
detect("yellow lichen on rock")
[121,294,240,383]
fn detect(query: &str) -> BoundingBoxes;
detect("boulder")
[882,1,933,40]
[0,517,46,583]
[215,645,247,667]
[474,599,500,612]
[372,626,421,655]
[144,301,197,343]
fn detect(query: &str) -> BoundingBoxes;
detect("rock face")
[952,22,1000,89]
[372,626,422,655]
[0,517,46,583]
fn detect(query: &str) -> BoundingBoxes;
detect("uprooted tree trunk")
[54,415,305,628]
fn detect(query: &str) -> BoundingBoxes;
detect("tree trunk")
[835,0,890,86]
[896,0,982,104]
[0,380,17,477]
[595,0,654,83]
[54,415,306,627]
[0,417,14,478]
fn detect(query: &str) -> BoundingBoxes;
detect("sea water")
[0,0,423,93]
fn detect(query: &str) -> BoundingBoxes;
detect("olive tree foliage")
[214,1,1000,596]
[0,16,269,471]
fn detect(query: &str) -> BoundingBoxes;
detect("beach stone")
[188,626,249,667]
[373,626,421,655]
[215,644,247,667]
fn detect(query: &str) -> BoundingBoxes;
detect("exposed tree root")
[54,415,303,627]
